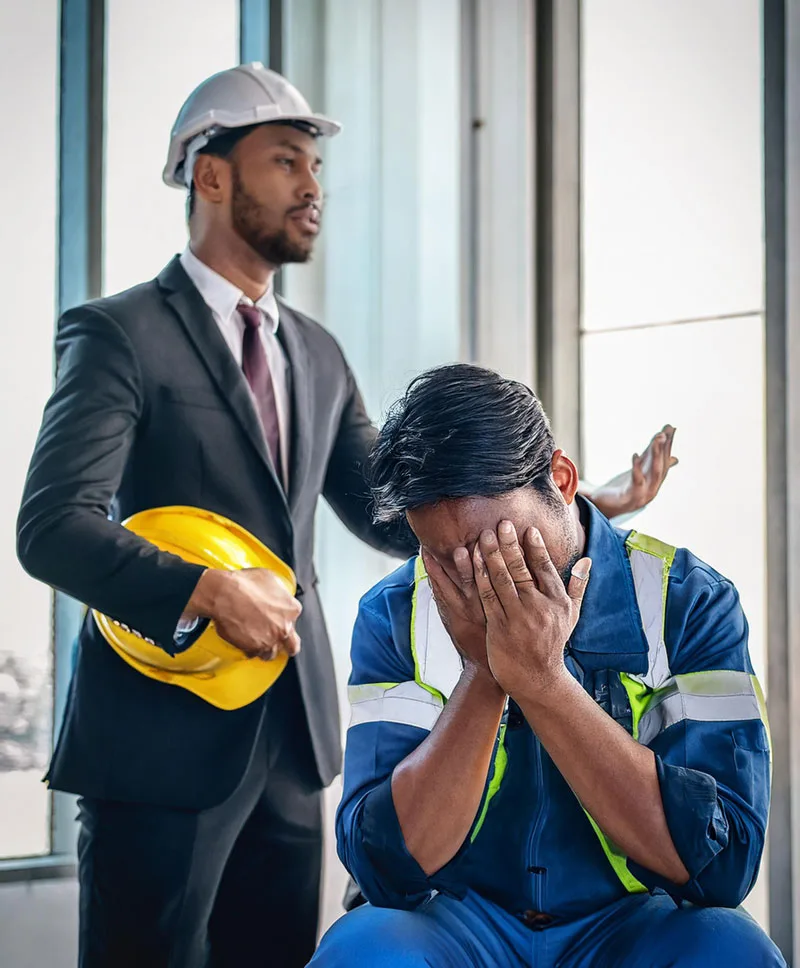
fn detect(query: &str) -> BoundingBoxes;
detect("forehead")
[242,124,320,159]
[407,490,540,556]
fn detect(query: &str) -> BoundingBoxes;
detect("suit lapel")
[276,299,313,512]
[156,258,289,512]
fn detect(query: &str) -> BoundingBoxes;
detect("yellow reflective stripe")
[409,555,508,842]
[625,532,676,689]
[412,557,464,700]
[347,683,402,702]
[620,672,651,741]
[582,811,648,894]
[470,725,508,843]
[668,669,759,696]
[348,680,444,731]
[411,556,446,703]
[579,534,676,895]
[577,672,652,894]
[625,532,677,567]
[752,675,772,752]
[637,670,765,747]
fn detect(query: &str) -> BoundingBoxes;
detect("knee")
[675,908,785,967]
[310,906,435,967]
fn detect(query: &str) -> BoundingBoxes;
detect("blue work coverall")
[311,502,785,967]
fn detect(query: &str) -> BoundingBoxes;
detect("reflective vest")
[349,531,769,894]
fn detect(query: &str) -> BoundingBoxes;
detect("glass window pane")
[0,0,59,859]
[581,316,767,925]
[581,0,763,331]
[284,0,461,415]
[283,0,462,932]
[284,0,462,706]
[582,317,766,675]
[103,0,239,295]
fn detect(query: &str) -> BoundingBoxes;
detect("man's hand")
[184,568,302,661]
[473,522,591,699]
[421,548,491,677]
[471,524,689,886]
[588,425,678,519]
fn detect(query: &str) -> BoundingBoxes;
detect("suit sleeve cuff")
[169,617,211,656]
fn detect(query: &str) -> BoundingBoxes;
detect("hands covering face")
[422,523,591,698]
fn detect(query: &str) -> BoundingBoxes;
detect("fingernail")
[572,560,592,581]
[453,547,469,564]
[499,521,514,537]
[529,528,542,544]
[482,531,497,549]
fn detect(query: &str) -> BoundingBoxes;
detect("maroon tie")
[237,302,283,479]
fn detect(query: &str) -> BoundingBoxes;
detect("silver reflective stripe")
[628,547,671,688]
[413,562,464,701]
[412,542,673,702]
[348,680,444,732]
[637,671,762,746]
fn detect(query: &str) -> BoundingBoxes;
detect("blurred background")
[1,0,798,964]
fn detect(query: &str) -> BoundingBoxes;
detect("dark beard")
[230,164,315,266]
[560,549,582,588]
[554,500,584,587]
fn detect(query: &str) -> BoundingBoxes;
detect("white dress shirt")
[175,249,292,642]
[179,247,291,488]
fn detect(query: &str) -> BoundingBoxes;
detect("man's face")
[406,487,582,588]
[227,124,323,266]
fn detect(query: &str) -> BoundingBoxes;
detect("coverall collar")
[567,497,650,672]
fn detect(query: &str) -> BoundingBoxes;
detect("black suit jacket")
[17,257,414,809]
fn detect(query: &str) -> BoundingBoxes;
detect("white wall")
[0,0,59,863]
[282,0,464,928]
[580,0,768,927]
[0,881,78,968]
[103,0,239,294]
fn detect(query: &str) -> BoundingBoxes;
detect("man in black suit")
[17,62,678,968]
[17,63,417,968]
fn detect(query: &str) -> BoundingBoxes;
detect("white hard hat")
[163,62,342,189]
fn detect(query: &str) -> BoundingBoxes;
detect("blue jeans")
[310,890,786,968]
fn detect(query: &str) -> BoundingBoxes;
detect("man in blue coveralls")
[310,364,785,967]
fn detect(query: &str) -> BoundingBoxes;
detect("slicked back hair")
[368,364,559,523]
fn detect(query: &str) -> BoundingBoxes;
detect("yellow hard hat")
[92,506,297,710]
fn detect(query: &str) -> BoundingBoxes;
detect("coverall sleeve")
[335,589,442,909]
[627,572,771,908]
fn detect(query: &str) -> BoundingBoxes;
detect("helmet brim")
[163,112,342,189]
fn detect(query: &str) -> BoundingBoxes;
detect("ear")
[551,450,580,505]
[192,154,230,207]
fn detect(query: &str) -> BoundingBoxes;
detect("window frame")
[538,0,795,957]
[0,0,278,883]
[0,0,106,881]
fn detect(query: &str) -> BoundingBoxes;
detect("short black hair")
[186,120,320,219]
[368,364,558,523]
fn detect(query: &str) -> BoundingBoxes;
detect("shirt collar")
[567,497,649,672]
[180,247,280,334]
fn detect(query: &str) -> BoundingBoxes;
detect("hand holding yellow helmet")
[92,506,298,710]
